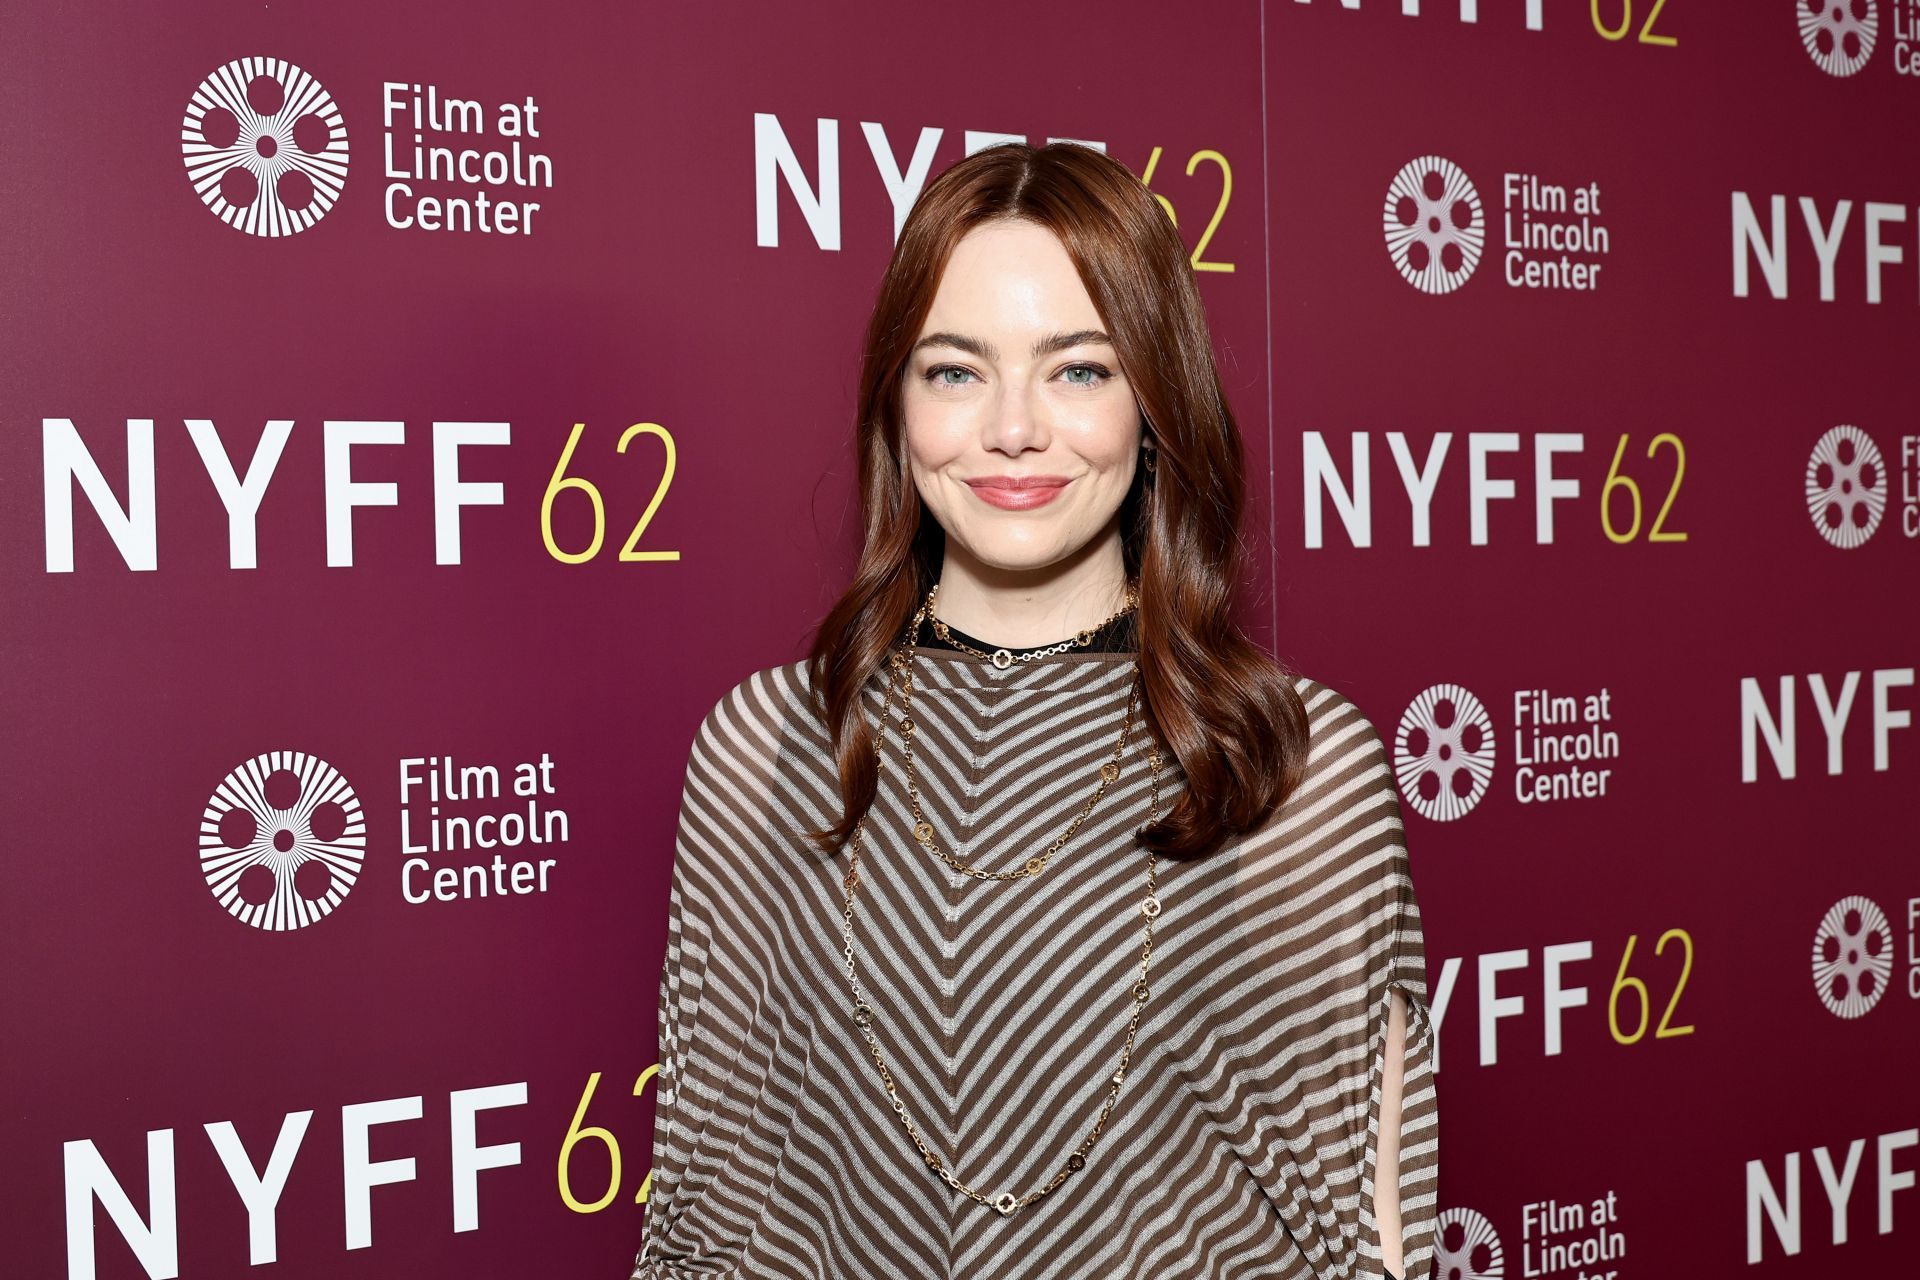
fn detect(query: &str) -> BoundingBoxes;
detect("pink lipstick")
[964,475,1071,511]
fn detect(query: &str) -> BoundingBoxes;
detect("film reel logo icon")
[181,56,349,236]
[1812,895,1894,1018]
[1394,683,1498,823]
[1434,1206,1506,1280]
[1805,425,1887,549]
[1383,156,1486,295]
[200,751,367,930]
[1798,0,1879,77]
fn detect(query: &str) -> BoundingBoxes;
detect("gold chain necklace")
[907,582,1141,882]
[924,580,1138,670]
[837,610,1165,1219]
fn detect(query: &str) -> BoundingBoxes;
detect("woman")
[631,142,1437,1279]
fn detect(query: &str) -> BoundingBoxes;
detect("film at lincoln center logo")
[1394,683,1498,822]
[1383,155,1486,295]
[1434,1206,1504,1280]
[1811,894,1893,1018]
[199,751,367,930]
[1798,0,1880,77]
[1804,425,1888,549]
[180,56,349,236]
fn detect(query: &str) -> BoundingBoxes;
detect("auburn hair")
[804,141,1310,860]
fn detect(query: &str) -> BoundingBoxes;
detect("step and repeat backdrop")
[1,2,1913,1277]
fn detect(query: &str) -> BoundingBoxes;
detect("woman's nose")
[980,379,1049,455]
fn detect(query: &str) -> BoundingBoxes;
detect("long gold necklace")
[907,582,1140,882]
[837,599,1165,1218]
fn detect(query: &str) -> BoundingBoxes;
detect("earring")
[1142,445,1157,473]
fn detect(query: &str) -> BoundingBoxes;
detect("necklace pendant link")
[990,648,1013,670]
[993,1192,1019,1216]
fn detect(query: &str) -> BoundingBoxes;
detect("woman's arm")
[1372,987,1409,1277]
[630,665,798,1277]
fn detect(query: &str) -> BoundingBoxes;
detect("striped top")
[631,644,1438,1279]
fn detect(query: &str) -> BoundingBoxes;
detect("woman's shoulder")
[666,662,823,874]
[685,659,819,775]
[1246,669,1406,857]
[1284,671,1398,782]
[1223,671,1417,985]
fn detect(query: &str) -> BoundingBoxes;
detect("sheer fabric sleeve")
[1235,678,1439,1280]
[629,667,793,1278]
[1370,808,1439,1279]
[631,872,691,1277]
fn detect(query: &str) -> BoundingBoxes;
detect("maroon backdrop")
[2,2,1914,1277]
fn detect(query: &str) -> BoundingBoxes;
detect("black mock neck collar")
[916,605,1139,657]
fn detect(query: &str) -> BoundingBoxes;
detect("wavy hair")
[804,142,1309,860]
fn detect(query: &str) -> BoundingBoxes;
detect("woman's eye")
[922,363,1111,388]
[926,365,976,388]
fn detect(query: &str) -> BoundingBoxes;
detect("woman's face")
[902,219,1143,577]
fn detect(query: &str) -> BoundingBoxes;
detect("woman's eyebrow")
[911,329,1114,361]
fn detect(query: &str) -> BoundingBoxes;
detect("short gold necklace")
[836,604,1165,1219]
[924,580,1138,670]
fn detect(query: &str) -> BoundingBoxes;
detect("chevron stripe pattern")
[631,646,1438,1280]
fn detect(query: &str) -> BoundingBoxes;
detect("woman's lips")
[963,477,1071,510]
